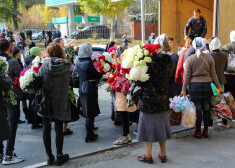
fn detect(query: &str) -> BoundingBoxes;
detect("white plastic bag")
[181,97,197,128]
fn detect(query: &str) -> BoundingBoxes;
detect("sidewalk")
[43,125,235,168]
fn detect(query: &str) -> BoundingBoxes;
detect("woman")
[105,41,116,52]
[208,37,229,129]
[39,43,71,166]
[76,43,103,142]
[0,74,11,162]
[181,37,222,138]
[137,34,174,164]
[175,38,192,84]
[12,47,27,124]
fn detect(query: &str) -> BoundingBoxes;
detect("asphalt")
[1,83,193,168]
[42,124,235,168]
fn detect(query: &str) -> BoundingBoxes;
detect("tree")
[77,0,133,41]
[0,0,21,30]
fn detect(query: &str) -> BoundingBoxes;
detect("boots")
[85,117,98,143]
[55,154,69,166]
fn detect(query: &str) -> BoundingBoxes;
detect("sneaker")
[2,153,24,165]
[55,154,69,166]
[127,134,132,143]
[113,136,128,145]
[133,130,138,135]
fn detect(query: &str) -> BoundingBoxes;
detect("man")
[56,29,61,38]
[184,8,207,40]
[122,35,129,47]
[26,28,32,39]
[45,35,52,48]
[20,30,26,42]
[16,38,26,61]
[0,39,24,165]
[47,29,52,41]
[42,29,45,39]
[52,29,57,40]
[6,29,13,43]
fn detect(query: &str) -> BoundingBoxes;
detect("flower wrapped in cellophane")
[93,52,114,75]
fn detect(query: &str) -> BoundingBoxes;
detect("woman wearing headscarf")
[75,43,103,143]
[137,34,175,164]
[208,37,229,129]
[181,37,222,138]
[105,41,116,52]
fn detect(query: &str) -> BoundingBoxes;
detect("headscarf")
[153,33,171,53]
[78,43,92,58]
[230,30,235,42]
[105,41,115,52]
[192,37,205,58]
[209,37,221,51]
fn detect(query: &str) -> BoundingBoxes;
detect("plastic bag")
[211,94,232,120]
[181,97,196,128]
[169,108,181,126]
[170,96,186,112]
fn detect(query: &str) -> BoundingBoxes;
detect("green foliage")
[0,0,21,29]
[77,0,133,18]
[1,90,17,106]
[21,0,45,9]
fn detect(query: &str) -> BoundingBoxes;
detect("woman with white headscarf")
[209,37,230,129]
[181,37,222,138]
[75,43,103,143]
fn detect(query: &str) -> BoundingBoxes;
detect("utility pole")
[141,0,145,44]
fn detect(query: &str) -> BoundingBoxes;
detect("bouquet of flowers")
[91,52,101,61]
[121,43,160,82]
[19,68,38,91]
[68,89,79,106]
[106,63,132,94]
[65,45,76,60]
[0,56,17,105]
[31,56,42,73]
[0,56,9,74]
[93,52,114,74]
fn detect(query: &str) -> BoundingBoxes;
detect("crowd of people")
[0,8,235,167]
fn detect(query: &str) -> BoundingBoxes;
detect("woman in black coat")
[76,43,103,143]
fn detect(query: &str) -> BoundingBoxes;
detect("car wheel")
[38,35,42,41]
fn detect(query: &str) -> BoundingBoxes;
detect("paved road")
[44,125,235,168]
[2,83,189,168]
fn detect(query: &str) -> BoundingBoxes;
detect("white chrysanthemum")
[137,52,144,58]
[144,49,149,56]
[32,56,41,68]
[103,52,114,64]
[20,69,36,89]
[129,67,141,81]
[103,63,111,72]
[122,58,132,69]
[140,73,150,82]
[140,65,148,73]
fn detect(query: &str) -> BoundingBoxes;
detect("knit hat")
[209,37,221,51]
[30,47,41,56]
[230,30,235,42]
[192,37,205,58]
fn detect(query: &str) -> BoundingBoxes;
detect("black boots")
[47,154,55,165]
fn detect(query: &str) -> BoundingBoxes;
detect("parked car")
[71,25,110,39]
[32,30,48,41]
[92,45,106,54]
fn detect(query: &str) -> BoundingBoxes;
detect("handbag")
[127,86,143,107]
[73,76,79,88]
[35,88,49,117]
[69,100,80,122]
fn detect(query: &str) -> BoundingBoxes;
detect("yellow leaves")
[104,150,111,154]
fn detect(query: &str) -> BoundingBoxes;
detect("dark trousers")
[86,117,95,136]
[42,118,63,156]
[119,111,129,136]
[0,101,20,156]
[196,110,210,132]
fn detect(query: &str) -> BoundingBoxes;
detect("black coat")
[0,75,12,141]
[184,16,207,40]
[137,54,175,114]
[76,58,102,94]
[45,39,52,48]
[0,52,23,100]
[24,55,36,69]
[20,32,26,41]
